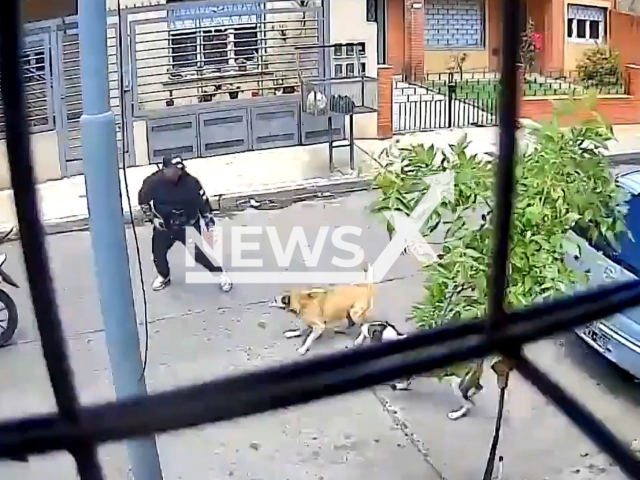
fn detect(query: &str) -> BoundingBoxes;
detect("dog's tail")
[363,260,374,310]
[363,261,373,283]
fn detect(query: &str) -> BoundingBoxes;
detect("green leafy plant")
[371,102,628,335]
[576,45,623,88]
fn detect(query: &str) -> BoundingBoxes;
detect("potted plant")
[229,86,241,100]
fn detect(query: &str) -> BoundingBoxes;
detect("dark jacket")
[137,170,214,231]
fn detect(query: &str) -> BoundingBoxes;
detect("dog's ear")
[281,294,291,307]
[288,292,303,313]
[370,325,386,343]
[302,288,327,299]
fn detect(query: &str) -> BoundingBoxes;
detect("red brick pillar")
[626,64,640,98]
[377,65,394,139]
[542,0,565,73]
[404,0,425,82]
[387,0,406,75]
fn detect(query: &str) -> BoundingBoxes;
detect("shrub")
[371,100,625,329]
[576,45,623,88]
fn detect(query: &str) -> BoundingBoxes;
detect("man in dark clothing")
[138,155,232,292]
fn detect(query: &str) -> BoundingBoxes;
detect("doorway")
[376,0,387,66]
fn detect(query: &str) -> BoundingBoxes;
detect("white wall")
[329,0,378,138]
[618,0,640,13]
[107,0,167,10]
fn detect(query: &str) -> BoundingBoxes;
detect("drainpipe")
[77,0,164,479]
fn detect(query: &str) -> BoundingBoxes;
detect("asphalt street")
[0,191,638,480]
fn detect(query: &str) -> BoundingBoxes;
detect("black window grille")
[1,0,640,479]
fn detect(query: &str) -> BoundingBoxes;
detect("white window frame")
[168,3,262,77]
[566,4,607,44]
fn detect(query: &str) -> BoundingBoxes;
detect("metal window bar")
[0,35,55,139]
[1,0,640,478]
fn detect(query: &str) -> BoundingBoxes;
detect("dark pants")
[152,224,223,279]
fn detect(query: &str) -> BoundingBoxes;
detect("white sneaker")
[219,270,233,292]
[152,275,171,291]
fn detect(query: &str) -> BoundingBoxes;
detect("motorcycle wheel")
[0,289,18,347]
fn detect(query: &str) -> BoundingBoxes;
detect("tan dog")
[271,264,376,355]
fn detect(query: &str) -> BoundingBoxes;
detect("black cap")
[162,155,185,169]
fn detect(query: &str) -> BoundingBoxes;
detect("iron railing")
[1,0,640,479]
[393,67,629,133]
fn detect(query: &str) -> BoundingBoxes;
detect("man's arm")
[191,176,216,229]
[137,172,158,217]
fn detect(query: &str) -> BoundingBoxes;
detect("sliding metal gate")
[127,0,342,162]
[56,18,129,176]
[0,27,55,142]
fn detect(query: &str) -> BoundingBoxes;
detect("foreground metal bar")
[1,280,640,462]
[1,1,640,478]
[516,355,640,478]
[488,0,522,322]
[0,1,104,478]
[482,3,524,478]
[77,0,164,477]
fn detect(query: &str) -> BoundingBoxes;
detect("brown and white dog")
[270,263,376,355]
[355,320,485,421]
[271,264,485,421]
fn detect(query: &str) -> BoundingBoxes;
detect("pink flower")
[531,32,543,51]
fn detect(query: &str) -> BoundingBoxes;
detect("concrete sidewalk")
[0,124,639,237]
[1,191,638,479]
[0,141,380,236]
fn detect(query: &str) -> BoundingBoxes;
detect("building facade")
[0,0,380,188]
[385,0,618,78]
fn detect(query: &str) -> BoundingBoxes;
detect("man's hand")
[140,203,154,224]
[200,213,217,248]
[140,203,151,215]
[202,228,216,250]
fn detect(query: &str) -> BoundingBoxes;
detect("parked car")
[565,170,640,379]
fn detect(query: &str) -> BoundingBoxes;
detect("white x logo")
[371,171,454,283]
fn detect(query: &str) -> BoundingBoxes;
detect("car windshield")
[573,192,640,277]
[615,194,640,276]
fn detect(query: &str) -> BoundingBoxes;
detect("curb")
[0,175,376,241]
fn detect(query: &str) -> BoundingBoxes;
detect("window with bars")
[168,2,261,74]
[0,41,53,138]
[424,0,486,49]
[566,4,607,43]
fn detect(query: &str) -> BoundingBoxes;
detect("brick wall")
[377,66,394,139]
[424,0,485,49]
[520,65,640,125]
[401,0,426,81]
[611,10,640,67]
[409,3,426,81]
